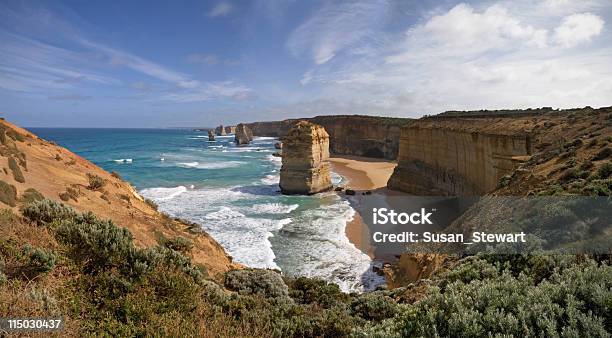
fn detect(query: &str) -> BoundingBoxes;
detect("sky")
[1,0,611,127]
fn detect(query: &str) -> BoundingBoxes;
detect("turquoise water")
[29,128,383,291]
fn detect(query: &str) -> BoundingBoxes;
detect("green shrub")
[162,236,194,254]
[20,188,44,204]
[287,276,349,308]
[364,257,611,337]
[0,180,17,207]
[8,157,25,183]
[351,291,399,321]
[582,179,612,196]
[23,245,57,272]
[56,213,134,273]
[86,173,106,190]
[597,161,612,179]
[225,269,289,298]
[21,198,77,225]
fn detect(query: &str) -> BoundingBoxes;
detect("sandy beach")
[329,156,397,257]
[329,155,397,190]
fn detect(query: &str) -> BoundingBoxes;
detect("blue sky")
[1,0,611,127]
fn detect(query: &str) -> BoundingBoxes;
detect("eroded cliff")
[235,123,253,145]
[388,118,532,195]
[247,115,411,160]
[279,121,332,194]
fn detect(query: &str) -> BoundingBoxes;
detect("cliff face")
[224,126,236,134]
[0,119,238,279]
[215,125,226,136]
[280,121,332,194]
[388,119,532,195]
[247,115,412,160]
[235,123,253,145]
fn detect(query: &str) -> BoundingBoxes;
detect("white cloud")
[288,1,612,117]
[553,13,604,47]
[209,2,233,17]
[420,4,548,50]
[286,0,389,64]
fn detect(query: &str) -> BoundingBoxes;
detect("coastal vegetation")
[1,197,610,336]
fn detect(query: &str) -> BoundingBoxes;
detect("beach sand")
[329,156,397,257]
[329,155,397,190]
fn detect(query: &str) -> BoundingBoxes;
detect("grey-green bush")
[56,213,134,273]
[351,291,399,321]
[23,245,57,272]
[363,257,611,337]
[225,269,289,298]
[162,236,194,253]
[21,198,77,225]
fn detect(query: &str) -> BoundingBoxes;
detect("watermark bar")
[0,318,64,332]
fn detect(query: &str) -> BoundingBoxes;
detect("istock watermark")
[352,195,611,256]
[372,207,434,225]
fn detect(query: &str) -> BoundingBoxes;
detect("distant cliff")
[247,115,412,160]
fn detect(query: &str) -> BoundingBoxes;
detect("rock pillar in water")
[215,125,226,136]
[235,123,253,145]
[225,126,237,134]
[280,121,332,195]
[208,130,215,141]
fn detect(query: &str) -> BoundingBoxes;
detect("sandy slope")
[0,119,239,279]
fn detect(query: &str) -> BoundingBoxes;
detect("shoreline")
[329,156,397,258]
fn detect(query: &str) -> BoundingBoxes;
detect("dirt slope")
[0,118,238,279]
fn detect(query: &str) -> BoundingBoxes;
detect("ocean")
[29,128,384,292]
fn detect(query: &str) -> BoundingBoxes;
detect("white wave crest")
[140,186,187,201]
[113,158,133,163]
[176,161,244,169]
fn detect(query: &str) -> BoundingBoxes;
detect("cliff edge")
[0,119,238,279]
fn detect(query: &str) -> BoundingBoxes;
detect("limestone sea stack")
[225,126,236,134]
[215,125,226,136]
[235,123,253,145]
[208,130,215,141]
[279,121,332,195]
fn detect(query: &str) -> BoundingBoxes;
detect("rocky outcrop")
[235,123,253,145]
[247,115,412,160]
[274,142,282,149]
[388,119,532,195]
[225,126,236,134]
[208,130,215,141]
[215,125,226,136]
[280,121,332,194]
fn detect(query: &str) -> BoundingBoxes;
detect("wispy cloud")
[209,2,234,17]
[187,53,219,65]
[0,3,252,103]
[286,0,389,64]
